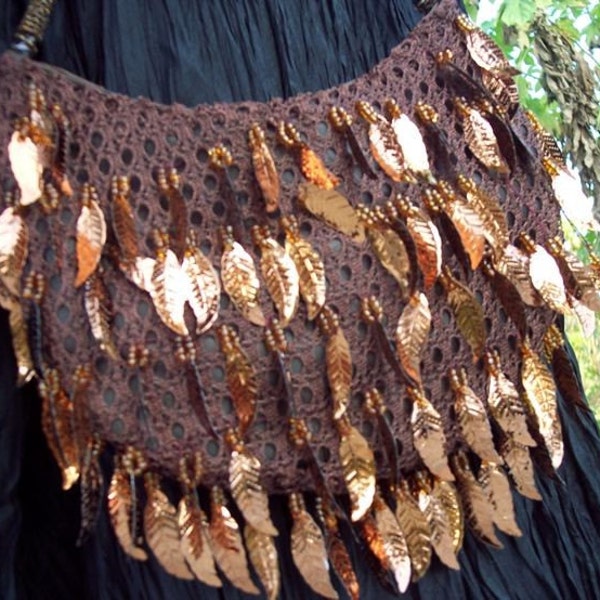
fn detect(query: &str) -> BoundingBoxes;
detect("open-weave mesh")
[0,0,558,494]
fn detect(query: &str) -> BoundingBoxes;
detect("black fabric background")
[1,1,600,599]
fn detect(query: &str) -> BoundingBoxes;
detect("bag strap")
[12,0,58,57]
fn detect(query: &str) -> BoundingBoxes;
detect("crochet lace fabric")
[0,0,557,494]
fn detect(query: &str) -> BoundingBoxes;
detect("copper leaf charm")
[0,205,29,297]
[478,462,522,537]
[110,176,139,262]
[249,124,280,212]
[499,438,542,501]
[8,129,43,206]
[75,184,107,287]
[431,478,464,555]
[245,524,281,600]
[494,244,541,306]
[84,272,119,360]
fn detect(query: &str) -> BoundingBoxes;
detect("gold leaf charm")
[281,215,326,320]
[178,493,221,587]
[217,325,258,437]
[249,123,280,213]
[408,386,454,481]
[8,126,43,206]
[209,486,259,594]
[431,477,464,555]
[454,97,510,175]
[8,303,35,386]
[107,456,148,561]
[245,525,280,600]
[499,438,542,501]
[318,305,353,419]
[110,176,139,262]
[277,121,339,189]
[227,432,278,536]
[252,225,299,326]
[337,415,376,521]
[440,267,486,360]
[394,481,431,582]
[395,292,431,387]
[156,167,188,263]
[485,351,536,447]
[478,462,522,537]
[451,368,502,463]
[144,473,193,580]
[84,272,119,360]
[520,339,563,469]
[39,368,79,490]
[393,197,442,290]
[289,493,339,599]
[75,184,107,287]
[526,113,566,168]
[182,234,221,334]
[414,472,459,570]
[372,493,412,593]
[0,205,29,297]
[220,227,265,326]
[451,453,502,548]
[297,183,366,243]
[356,100,413,182]
[494,244,542,306]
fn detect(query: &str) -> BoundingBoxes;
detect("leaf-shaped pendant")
[208,486,259,594]
[220,227,265,326]
[485,351,536,447]
[253,225,299,326]
[394,197,442,290]
[337,415,376,521]
[0,205,29,297]
[75,184,107,287]
[454,98,510,175]
[394,481,431,582]
[249,124,280,212]
[178,493,221,587]
[451,453,502,548]
[297,183,366,243]
[289,493,339,599]
[358,514,399,594]
[481,70,519,117]
[49,103,73,197]
[84,272,119,359]
[520,339,563,469]
[245,524,280,600]
[156,168,188,263]
[110,176,139,262]
[281,215,326,320]
[414,473,459,570]
[451,368,501,463]
[494,244,541,306]
[409,387,454,481]
[395,292,431,387]
[440,267,486,360]
[499,437,541,501]
[8,303,35,386]
[144,474,193,579]
[318,306,353,419]
[373,493,412,593]
[227,437,278,537]
[77,436,104,546]
[431,478,464,555]
[478,461,522,537]
[8,129,43,206]
[107,460,148,561]
[182,238,220,334]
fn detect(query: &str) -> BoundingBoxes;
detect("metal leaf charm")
[110,176,139,262]
[440,267,486,360]
[144,475,193,579]
[394,197,442,290]
[84,272,119,359]
[451,368,501,463]
[8,303,35,386]
[409,387,454,481]
[337,416,376,521]
[478,462,522,537]
[75,184,107,287]
[0,206,28,297]
[8,130,43,206]
[395,292,431,387]
[220,228,265,326]
[228,442,278,536]
[282,215,326,320]
[156,168,188,263]
[299,145,340,190]
[481,70,519,117]
[494,244,541,306]
[358,514,399,594]
[249,124,280,212]
[499,438,542,501]
[253,226,299,326]
[452,453,502,548]
[107,464,147,561]
[431,478,464,555]
[289,493,339,599]
[209,486,259,594]
[520,339,563,469]
[245,525,280,600]
[319,306,353,419]
[298,183,366,243]
[485,351,536,447]
[77,436,104,546]
[182,239,221,334]
[394,481,431,582]
[373,494,412,593]
[178,494,221,587]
